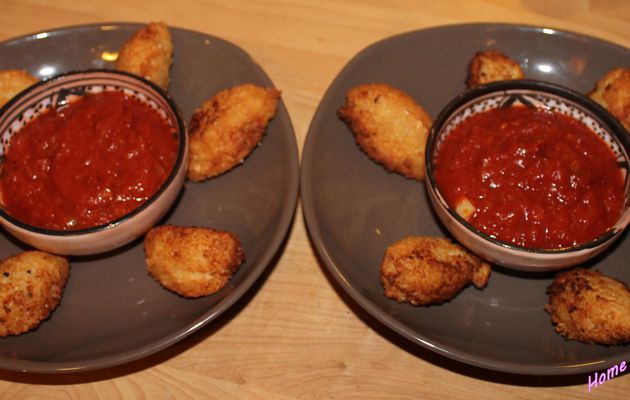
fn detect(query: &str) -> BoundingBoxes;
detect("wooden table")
[1,1,629,398]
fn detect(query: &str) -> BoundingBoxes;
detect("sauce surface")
[0,91,178,230]
[434,106,625,249]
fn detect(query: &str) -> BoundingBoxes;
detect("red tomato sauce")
[0,91,179,230]
[434,106,625,249]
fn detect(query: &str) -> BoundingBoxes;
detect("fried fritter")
[116,21,173,91]
[545,268,630,345]
[0,251,69,337]
[0,69,38,108]
[380,237,491,306]
[186,83,280,182]
[338,83,432,181]
[589,67,630,133]
[466,50,524,88]
[144,225,245,298]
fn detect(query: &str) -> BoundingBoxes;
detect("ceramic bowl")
[0,69,187,255]
[425,80,630,271]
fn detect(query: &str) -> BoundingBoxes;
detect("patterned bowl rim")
[425,79,630,254]
[0,69,187,237]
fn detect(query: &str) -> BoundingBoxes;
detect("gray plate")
[0,23,299,373]
[301,23,630,375]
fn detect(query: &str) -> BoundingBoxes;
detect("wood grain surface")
[1,1,629,399]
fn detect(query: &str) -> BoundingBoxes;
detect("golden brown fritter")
[466,50,525,88]
[380,237,491,306]
[116,21,173,91]
[186,83,280,182]
[589,67,630,133]
[0,251,69,337]
[338,83,432,181]
[144,225,245,298]
[545,268,630,345]
[0,69,38,108]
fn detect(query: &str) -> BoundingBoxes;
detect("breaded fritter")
[186,83,280,182]
[0,251,69,337]
[338,83,432,181]
[589,67,630,132]
[144,225,245,298]
[0,69,38,108]
[466,50,524,88]
[545,268,630,345]
[116,21,173,91]
[380,237,491,306]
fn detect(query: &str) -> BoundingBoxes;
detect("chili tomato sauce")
[434,106,624,249]
[0,91,179,231]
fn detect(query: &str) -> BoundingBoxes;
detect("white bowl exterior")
[425,180,617,271]
[0,154,187,255]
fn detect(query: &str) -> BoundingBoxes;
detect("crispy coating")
[144,225,245,298]
[589,67,630,133]
[116,21,173,91]
[545,268,630,345]
[0,251,69,337]
[0,69,38,108]
[380,237,491,306]
[466,50,524,88]
[338,83,432,181]
[186,83,280,182]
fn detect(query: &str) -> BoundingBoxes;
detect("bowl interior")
[0,69,186,235]
[426,80,630,253]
